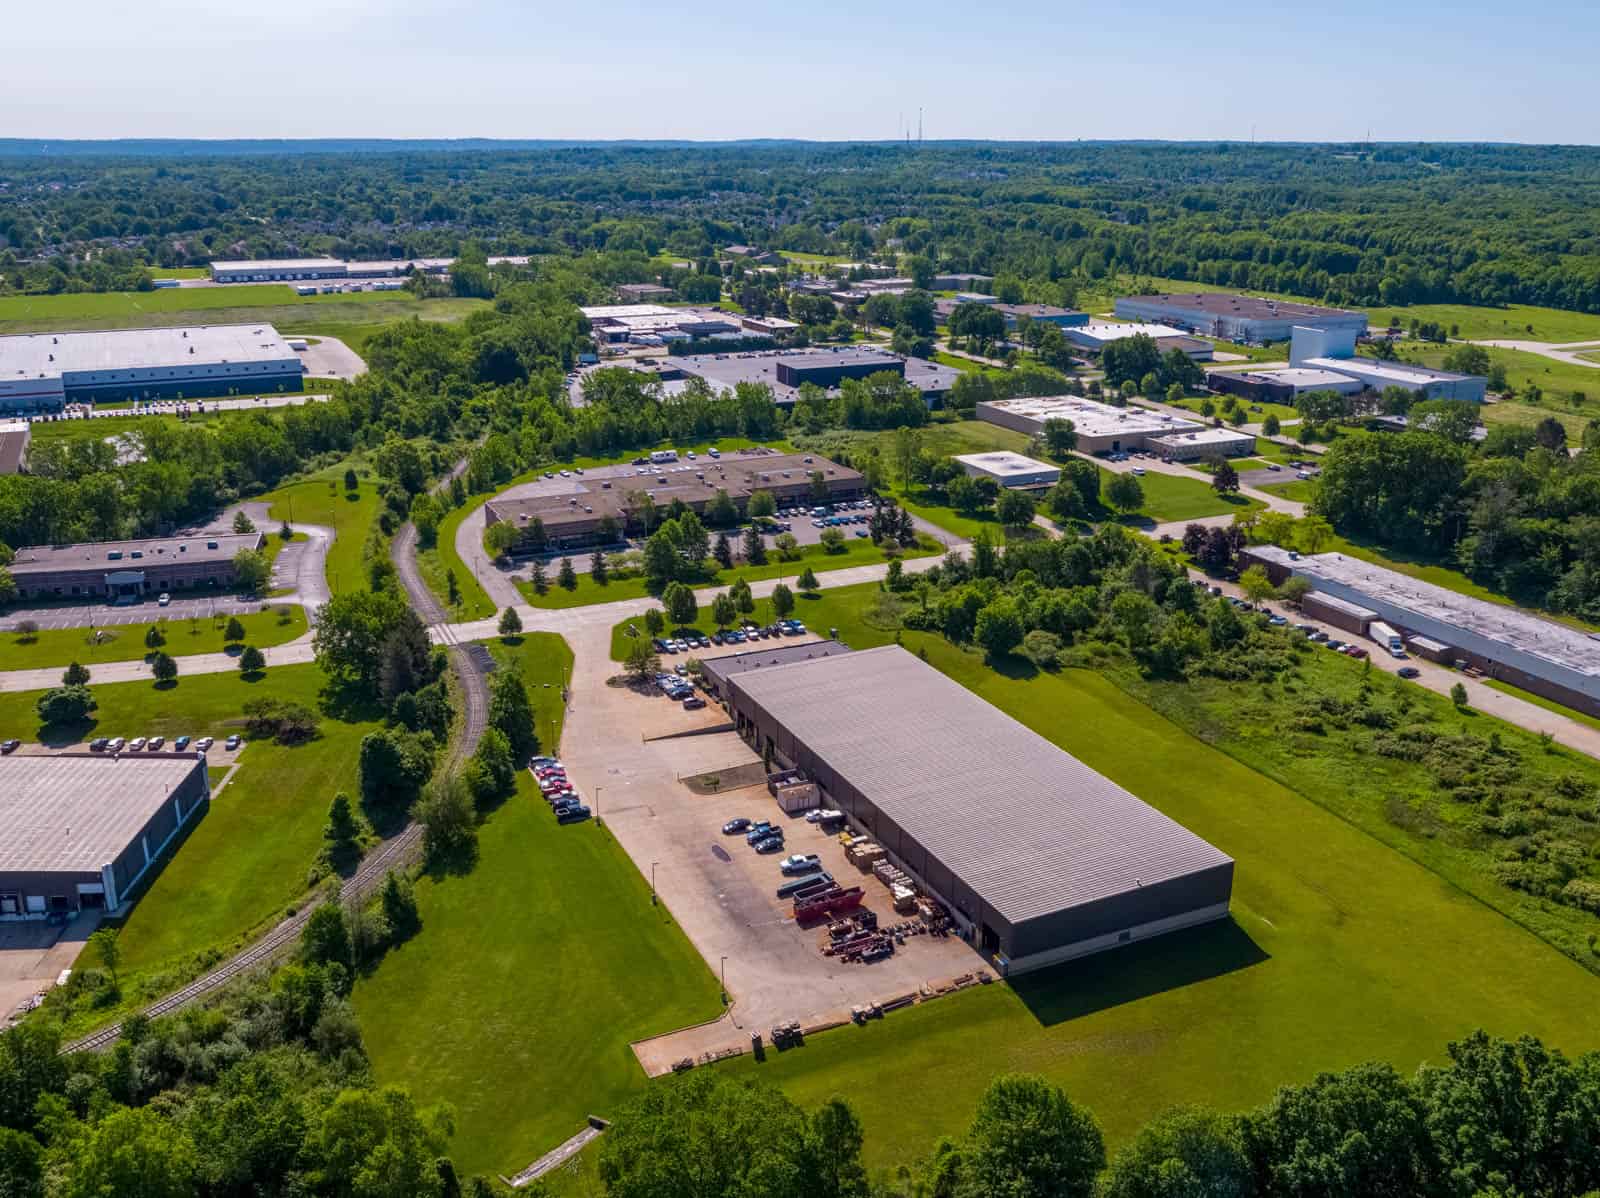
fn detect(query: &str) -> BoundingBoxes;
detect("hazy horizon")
[5,0,1594,145]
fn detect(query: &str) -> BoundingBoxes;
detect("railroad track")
[65,460,487,1054]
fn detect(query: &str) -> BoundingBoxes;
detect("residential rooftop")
[0,754,204,874]
[728,645,1233,926]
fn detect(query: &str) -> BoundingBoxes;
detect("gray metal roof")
[8,531,264,577]
[0,325,298,383]
[0,754,203,874]
[701,640,851,689]
[729,646,1232,925]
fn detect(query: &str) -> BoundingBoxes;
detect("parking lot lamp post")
[594,785,602,827]
[720,955,728,1004]
[651,860,659,905]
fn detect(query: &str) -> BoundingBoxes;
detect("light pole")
[651,860,659,905]
[720,955,728,1004]
[594,785,602,826]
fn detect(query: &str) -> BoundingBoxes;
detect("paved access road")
[1467,339,1600,369]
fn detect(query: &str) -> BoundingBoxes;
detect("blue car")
[753,835,785,853]
[745,822,775,844]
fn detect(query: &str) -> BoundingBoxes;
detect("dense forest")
[3,142,1600,310]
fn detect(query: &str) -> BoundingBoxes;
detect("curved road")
[65,460,487,1054]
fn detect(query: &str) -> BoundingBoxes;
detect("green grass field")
[3,606,306,671]
[0,662,381,1035]
[416,501,499,623]
[1256,478,1319,503]
[1166,396,1301,427]
[1100,467,1263,524]
[691,582,1600,1166]
[519,535,939,609]
[354,634,724,1177]
[263,472,381,595]
[148,268,211,280]
[1369,302,1600,345]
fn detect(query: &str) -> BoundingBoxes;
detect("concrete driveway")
[553,626,982,1072]
[297,336,367,381]
[1,914,98,1028]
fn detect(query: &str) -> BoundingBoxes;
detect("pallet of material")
[892,884,918,912]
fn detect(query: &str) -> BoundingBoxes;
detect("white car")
[1131,467,1146,476]
[194,736,214,751]
[147,736,165,750]
[128,737,147,751]
[157,592,171,606]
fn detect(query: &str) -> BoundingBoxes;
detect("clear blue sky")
[7,0,1593,143]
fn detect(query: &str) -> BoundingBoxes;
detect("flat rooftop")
[1218,367,1362,388]
[1150,427,1256,446]
[1300,357,1476,386]
[588,350,955,404]
[1122,292,1367,322]
[997,303,1083,319]
[579,303,679,321]
[1074,322,1187,341]
[776,348,901,370]
[954,451,1059,477]
[730,646,1232,926]
[0,325,297,383]
[0,754,202,875]
[980,395,1200,438]
[701,639,852,688]
[210,258,345,272]
[485,450,861,529]
[9,532,264,577]
[1253,548,1600,677]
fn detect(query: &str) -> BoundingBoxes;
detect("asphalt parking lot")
[1,594,270,634]
[557,634,980,1068]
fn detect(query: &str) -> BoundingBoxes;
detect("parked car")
[0,739,19,755]
[89,737,109,752]
[722,818,752,835]
[780,853,822,876]
[684,696,707,710]
[753,835,785,854]
[194,736,213,751]
[147,736,165,750]
[530,756,561,767]
[129,737,147,751]
[1324,639,1345,651]
[1398,666,1421,679]
[1309,631,1328,643]
[157,592,171,606]
[1266,463,1282,471]
[557,804,592,824]
[107,737,126,751]
[745,822,775,844]
[174,735,191,751]
[225,734,242,750]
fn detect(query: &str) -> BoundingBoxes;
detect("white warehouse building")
[953,451,1061,489]
[0,325,304,414]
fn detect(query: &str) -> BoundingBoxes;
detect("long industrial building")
[1288,325,1487,402]
[976,395,1201,455]
[7,532,266,602]
[0,325,303,413]
[1116,293,1369,343]
[1,754,210,919]
[1244,546,1600,714]
[725,645,1234,973]
[484,449,864,551]
[208,254,530,283]
[574,348,961,407]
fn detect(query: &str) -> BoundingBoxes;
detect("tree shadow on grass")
[317,679,386,724]
[1008,917,1269,1028]
[987,653,1039,682]
[34,719,97,748]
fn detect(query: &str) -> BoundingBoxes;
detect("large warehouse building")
[1244,546,1600,714]
[977,395,1200,455]
[1063,322,1214,360]
[484,450,864,552]
[725,646,1234,974]
[1115,293,1369,344]
[1,754,210,919]
[7,531,265,602]
[1288,325,1487,402]
[209,255,529,283]
[0,325,304,413]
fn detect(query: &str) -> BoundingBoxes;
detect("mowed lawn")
[3,606,306,671]
[0,663,381,1034]
[519,535,939,609]
[699,584,1600,1166]
[354,633,724,1178]
[1098,465,1263,524]
[264,473,381,595]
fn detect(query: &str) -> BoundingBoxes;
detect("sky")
[5,0,1595,144]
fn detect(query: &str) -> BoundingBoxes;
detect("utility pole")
[651,861,659,905]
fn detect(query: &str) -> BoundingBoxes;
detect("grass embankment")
[693,582,1600,1167]
[0,285,483,332]
[416,499,498,623]
[1096,466,1264,524]
[1369,302,1600,344]
[354,633,723,1178]
[520,536,940,610]
[263,473,381,595]
[3,607,306,671]
[0,663,381,1036]
[1256,479,1319,503]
